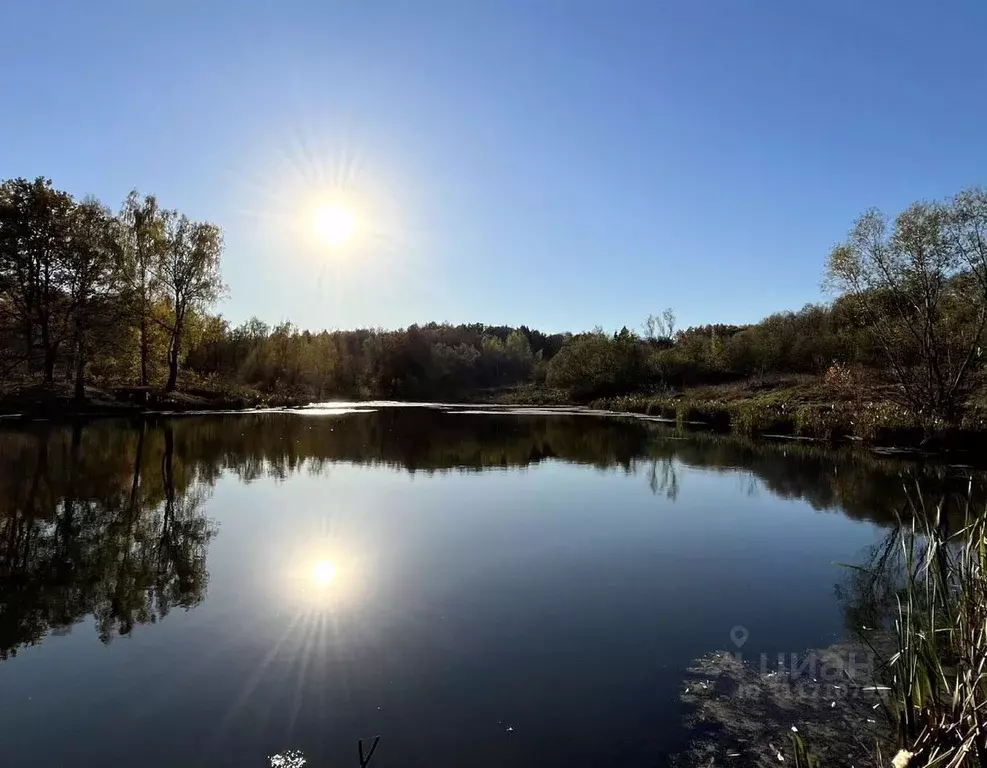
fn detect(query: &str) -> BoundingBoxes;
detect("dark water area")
[0,406,978,766]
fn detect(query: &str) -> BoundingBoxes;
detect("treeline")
[185,318,568,400]
[4,177,987,426]
[175,299,859,403]
[179,301,865,402]
[543,306,847,398]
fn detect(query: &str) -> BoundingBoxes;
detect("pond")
[0,406,977,766]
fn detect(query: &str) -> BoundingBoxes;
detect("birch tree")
[158,212,224,391]
[117,191,165,386]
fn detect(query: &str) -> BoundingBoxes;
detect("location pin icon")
[730,625,749,648]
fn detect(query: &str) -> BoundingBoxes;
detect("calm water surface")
[0,407,971,766]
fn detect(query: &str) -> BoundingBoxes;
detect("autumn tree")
[158,212,225,391]
[0,178,75,383]
[827,189,987,425]
[64,199,120,399]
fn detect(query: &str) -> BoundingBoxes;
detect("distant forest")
[3,177,987,426]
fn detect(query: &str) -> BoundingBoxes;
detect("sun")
[312,560,337,586]
[313,203,355,245]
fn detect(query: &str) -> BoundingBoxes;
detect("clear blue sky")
[3,1,985,333]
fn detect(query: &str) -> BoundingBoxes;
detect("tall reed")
[882,484,987,766]
[840,482,987,767]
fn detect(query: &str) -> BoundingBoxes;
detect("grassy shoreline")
[491,378,987,450]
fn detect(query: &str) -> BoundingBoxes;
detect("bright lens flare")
[312,560,337,586]
[313,203,355,245]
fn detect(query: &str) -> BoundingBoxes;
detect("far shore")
[4,380,987,458]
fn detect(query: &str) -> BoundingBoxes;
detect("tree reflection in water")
[0,421,215,657]
[0,408,982,660]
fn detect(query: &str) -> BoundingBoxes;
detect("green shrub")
[546,331,651,400]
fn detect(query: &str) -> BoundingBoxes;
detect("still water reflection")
[0,408,978,766]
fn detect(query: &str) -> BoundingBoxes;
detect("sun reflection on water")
[281,553,364,611]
